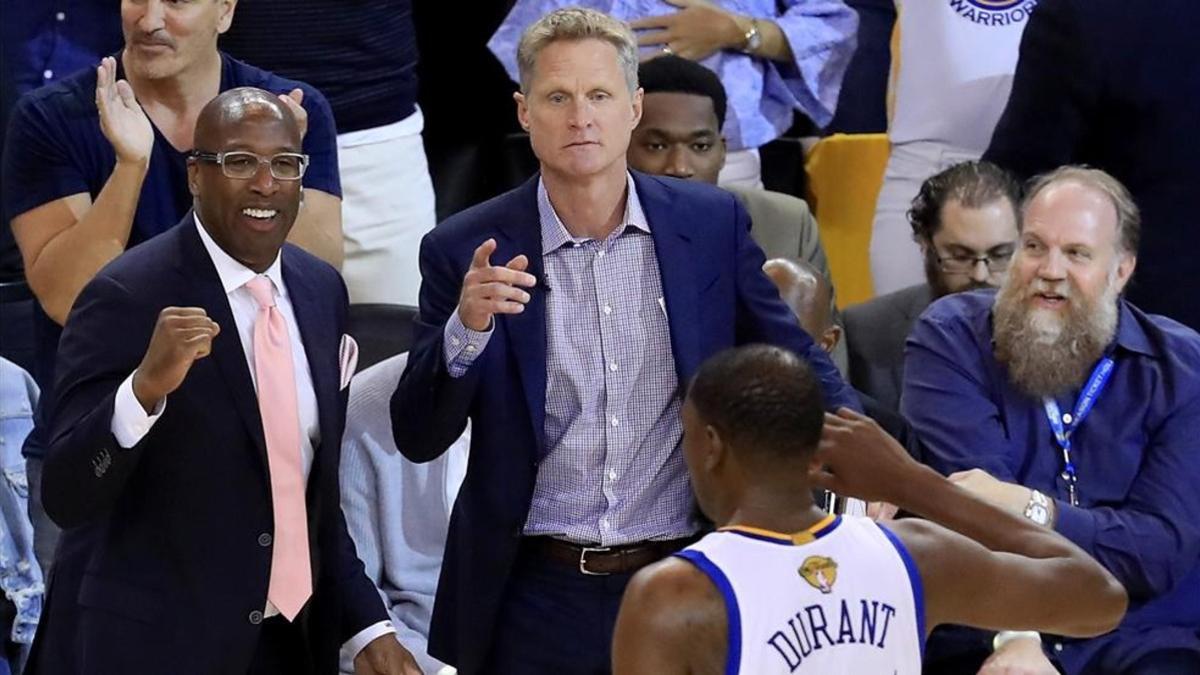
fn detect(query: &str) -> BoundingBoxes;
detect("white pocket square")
[338,334,359,391]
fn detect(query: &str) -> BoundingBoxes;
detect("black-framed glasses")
[190,150,309,180]
[935,247,1014,275]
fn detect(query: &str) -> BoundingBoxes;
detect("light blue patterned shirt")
[0,358,44,668]
[488,0,859,148]
[443,175,699,546]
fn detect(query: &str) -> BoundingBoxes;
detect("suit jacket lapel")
[635,173,702,382]
[177,217,270,483]
[499,176,548,457]
[281,250,338,476]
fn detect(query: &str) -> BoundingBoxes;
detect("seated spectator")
[339,353,470,675]
[762,257,840,356]
[630,54,847,374]
[845,160,1019,414]
[766,256,913,467]
[0,358,43,674]
[490,0,859,189]
[904,167,1200,674]
[1,0,342,568]
[630,54,829,271]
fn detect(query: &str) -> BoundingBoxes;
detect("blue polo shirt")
[904,289,1200,673]
[1,52,341,458]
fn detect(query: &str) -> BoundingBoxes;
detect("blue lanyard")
[1042,357,1115,507]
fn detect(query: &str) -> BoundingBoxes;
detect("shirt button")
[609,362,618,372]
[603,304,612,315]
[248,610,264,625]
[450,336,461,346]
[601,518,611,529]
[258,533,272,547]
[597,250,606,257]
[610,417,619,427]
[608,469,617,481]
[43,69,54,80]
[465,344,476,353]
[56,11,66,20]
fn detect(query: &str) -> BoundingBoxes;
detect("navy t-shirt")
[0,52,340,457]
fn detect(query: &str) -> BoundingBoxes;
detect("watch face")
[1026,504,1049,525]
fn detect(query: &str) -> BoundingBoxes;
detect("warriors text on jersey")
[675,515,925,674]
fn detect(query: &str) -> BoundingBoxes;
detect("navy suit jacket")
[983,0,1200,330]
[391,171,859,672]
[28,220,386,674]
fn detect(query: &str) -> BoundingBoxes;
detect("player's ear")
[704,425,725,471]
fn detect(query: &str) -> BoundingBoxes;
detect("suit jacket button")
[249,610,263,625]
[258,533,272,547]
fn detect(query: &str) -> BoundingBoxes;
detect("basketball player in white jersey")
[612,345,1127,674]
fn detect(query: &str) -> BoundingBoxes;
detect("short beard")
[992,271,1120,398]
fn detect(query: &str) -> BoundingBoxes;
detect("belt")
[523,536,695,576]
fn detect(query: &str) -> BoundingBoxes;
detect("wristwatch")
[741,18,762,54]
[1023,489,1051,525]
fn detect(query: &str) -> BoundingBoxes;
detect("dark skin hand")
[132,306,220,413]
[612,410,1127,674]
[354,634,423,675]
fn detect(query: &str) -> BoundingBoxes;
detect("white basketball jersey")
[676,515,924,674]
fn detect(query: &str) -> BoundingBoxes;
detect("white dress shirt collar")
[193,213,287,298]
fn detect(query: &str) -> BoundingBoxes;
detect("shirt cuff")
[111,372,166,449]
[1053,499,1098,555]
[443,308,493,378]
[343,620,397,661]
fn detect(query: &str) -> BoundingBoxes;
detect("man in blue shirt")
[904,166,1200,674]
[1,0,342,574]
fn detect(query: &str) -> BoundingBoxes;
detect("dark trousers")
[247,614,314,675]
[482,548,637,675]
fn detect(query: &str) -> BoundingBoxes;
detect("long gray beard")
[993,276,1119,399]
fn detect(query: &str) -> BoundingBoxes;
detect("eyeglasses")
[935,248,1014,275]
[190,150,309,180]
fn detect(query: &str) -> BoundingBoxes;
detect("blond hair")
[516,7,639,94]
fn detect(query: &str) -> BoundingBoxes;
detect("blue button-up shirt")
[904,290,1200,673]
[444,175,699,546]
[487,0,859,149]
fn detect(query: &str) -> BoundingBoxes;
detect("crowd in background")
[1,1,1198,674]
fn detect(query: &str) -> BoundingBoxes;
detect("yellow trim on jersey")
[719,514,838,545]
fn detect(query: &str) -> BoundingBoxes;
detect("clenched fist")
[132,307,220,413]
[458,238,537,332]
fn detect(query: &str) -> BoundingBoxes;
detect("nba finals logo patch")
[799,556,838,594]
[949,0,1038,27]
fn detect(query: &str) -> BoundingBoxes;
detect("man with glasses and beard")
[903,166,1200,674]
[844,160,1020,415]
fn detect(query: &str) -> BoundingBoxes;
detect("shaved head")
[194,87,299,151]
[763,258,841,355]
[187,86,304,273]
[764,258,832,333]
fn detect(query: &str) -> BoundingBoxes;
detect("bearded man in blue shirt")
[904,166,1200,675]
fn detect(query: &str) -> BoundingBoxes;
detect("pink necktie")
[245,275,312,621]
